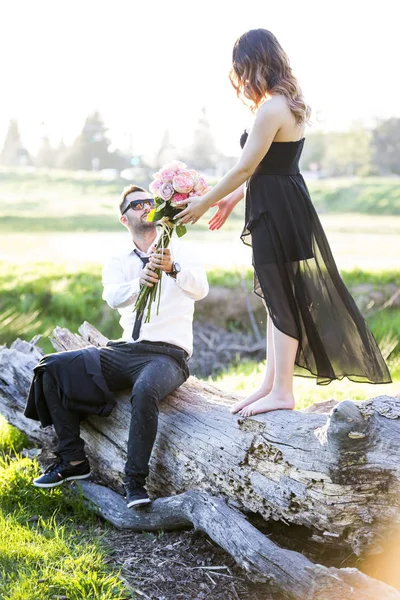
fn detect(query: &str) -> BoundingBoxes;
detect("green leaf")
[146,209,157,222]
[175,224,187,238]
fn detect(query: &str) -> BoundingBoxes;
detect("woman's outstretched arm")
[208,184,245,231]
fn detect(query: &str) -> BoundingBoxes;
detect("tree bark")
[78,481,400,600]
[0,324,399,599]
[51,322,400,560]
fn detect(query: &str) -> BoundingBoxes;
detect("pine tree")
[190,107,219,171]
[372,118,400,175]
[36,136,57,168]
[155,129,177,167]
[61,112,112,170]
[0,119,26,166]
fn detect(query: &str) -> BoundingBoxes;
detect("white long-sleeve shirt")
[102,237,209,356]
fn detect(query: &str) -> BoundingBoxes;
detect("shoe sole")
[33,472,91,488]
[127,497,151,508]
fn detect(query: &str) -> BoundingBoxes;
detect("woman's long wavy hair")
[229,29,311,125]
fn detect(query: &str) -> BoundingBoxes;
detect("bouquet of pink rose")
[134,160,209,323]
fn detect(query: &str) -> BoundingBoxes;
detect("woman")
[176,28,391,416]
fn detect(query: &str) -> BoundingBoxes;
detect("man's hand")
[139,264,159,287]
[149,248,173,273]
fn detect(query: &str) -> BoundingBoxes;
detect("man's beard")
[134,216,157,235]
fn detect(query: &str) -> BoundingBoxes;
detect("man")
[25,184,209,507]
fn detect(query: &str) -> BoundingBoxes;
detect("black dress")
[240,130,391,385]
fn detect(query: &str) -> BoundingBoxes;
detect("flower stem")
[134,222,174,324]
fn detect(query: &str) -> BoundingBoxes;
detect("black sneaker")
[124,481,151,508]
[33,457,91,488]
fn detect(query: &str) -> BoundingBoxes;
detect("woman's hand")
[174,195,210,225]
[208,196,236,231]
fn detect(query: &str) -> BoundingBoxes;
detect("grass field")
[1,168,400,270]
[0,169,399,597]
[211,356,400,408]
[2,212,400,271]
[0,260,399,359]
[0,418,132,600]
[0,167,399,391]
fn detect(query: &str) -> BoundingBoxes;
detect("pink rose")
[163,160,187,172]
[159,182,174,201]
[159,168,176,183]
[173,170,195,194]
[187,169,199,185]
[171,193,189,207]
[149,179,162,195]
[194,175,209,195]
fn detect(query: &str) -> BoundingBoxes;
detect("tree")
[300,131,326,172]
[321,126,373,177]
[372,117,400,175]
[60,112,128,171]
[54,138,68,169]
[35,136,57,168]
[154,129,177,167]
[189,107,219,171]
[1,324,400,599]
[0,119,31,166]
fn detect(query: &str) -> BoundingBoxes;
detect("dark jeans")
[42,343,188,488]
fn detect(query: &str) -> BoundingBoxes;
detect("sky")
[1,0,399,157]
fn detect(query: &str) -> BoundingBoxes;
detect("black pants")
[42,342,188,488]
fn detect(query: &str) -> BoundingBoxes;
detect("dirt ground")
[36,448,279,600]
[102,527,278,600]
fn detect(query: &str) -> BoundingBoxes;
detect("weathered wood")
[0,338,51,446]
[1,324,400,559]
[52,323,400,560]
[79,481,400,600]
[1,326,400,597]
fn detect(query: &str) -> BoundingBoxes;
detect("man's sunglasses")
[122,198,154,214]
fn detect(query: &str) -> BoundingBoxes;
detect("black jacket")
[24,346,115,427]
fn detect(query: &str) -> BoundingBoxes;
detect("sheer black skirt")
[241,173,392,385]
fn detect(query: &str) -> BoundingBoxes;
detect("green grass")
[0,261,399,358]
[308,177,400,215]
[0,261,120,353]
[0,417,132,600]
[0,419,28,454]
[0,167,124,233]
[0,215,123,233]
[206,268,253,289]
[1,170,400,237]
[210,354,400,409]
[208,267,400,289]
[340,269,400,287]
[1,168,400,272]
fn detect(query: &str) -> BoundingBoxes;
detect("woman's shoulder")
[257,96,301,135]
[255,96,288,131]
[258,95,289,116]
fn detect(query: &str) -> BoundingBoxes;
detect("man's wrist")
[167,262,181,278]
[166,262,174,275]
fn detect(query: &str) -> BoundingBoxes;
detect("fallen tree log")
[51,323,400,559]
[78,481,400,600]
[0,324,400,599]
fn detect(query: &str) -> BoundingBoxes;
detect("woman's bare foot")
[239,390,295,416]
[230,384,273,414]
